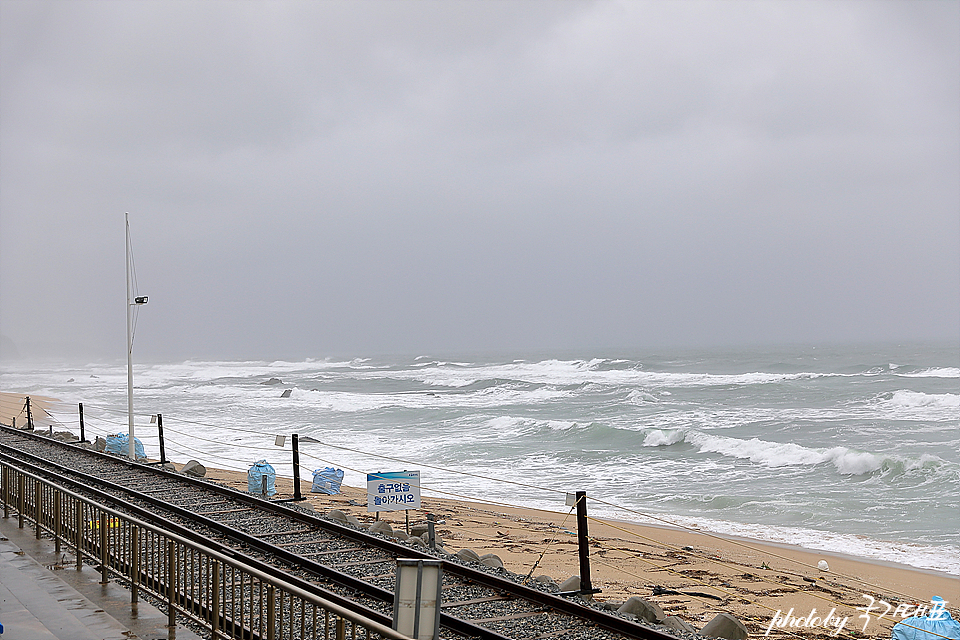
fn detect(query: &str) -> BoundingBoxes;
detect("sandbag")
[247,460,277,497]
[104,433,146,459]
[311,467,344,495]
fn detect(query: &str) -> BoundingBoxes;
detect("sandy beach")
[197,466,959,640]
[1,391,957,638]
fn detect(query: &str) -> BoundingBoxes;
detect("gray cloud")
[1,0,957,361]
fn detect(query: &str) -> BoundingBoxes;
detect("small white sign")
[367,471,421,512]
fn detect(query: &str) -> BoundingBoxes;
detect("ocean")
[2,341,958,575]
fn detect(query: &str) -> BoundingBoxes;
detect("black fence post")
[79,403,86,442]
[292,433,302,501]
[157,414,166,465]
[25,396,33,430]
[575,490,596,595]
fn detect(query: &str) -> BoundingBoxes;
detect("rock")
[77,442,94,450]
[95,436,107,451]
[369,520,393,535]
[700,613,749,640]
[53,431,77,442]
[326,509,348,524]
[181,460,207,478]
[600,601,622,611]
[410,524,429,537]
[479,553,504,569]
[280,389,292,398]
[345,515,362,528]
[617,596,664,623]
[818,560,830,571]
[261,378,282,385]
[455,548,481,563]
[534,575,556,586]
[408,536,426,547]
[160,462,178,472]
[661,616,697,634]
[297,501,315,511]
[559,576,581,592]
[391,530,409,541]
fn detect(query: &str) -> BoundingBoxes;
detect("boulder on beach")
[455,548,481,563]
[617,596,664,623]
[700,613,749,640]
[479,553,504,569]
[369,520,393,535]
[559,576,580,592]
[261,378,283,385]
[326,509,348,524]
[181,460,207,478]
[661,616,697,634]
[280,389,292,398]
[95,436,106,451]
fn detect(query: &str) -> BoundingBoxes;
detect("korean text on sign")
[367,471,421,512]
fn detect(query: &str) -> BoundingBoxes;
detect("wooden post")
[26,396,34,430]
[79,403,86,442]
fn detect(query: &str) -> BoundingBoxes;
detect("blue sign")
[367,470,421,512]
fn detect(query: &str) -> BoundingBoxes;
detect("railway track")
[0,424,686,640]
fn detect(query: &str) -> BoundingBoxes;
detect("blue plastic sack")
[104,433,146,459]
[311,467,344,495]
[247,460,276,497]
[892,597,960,640]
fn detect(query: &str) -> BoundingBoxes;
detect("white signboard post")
[367,471,421,512]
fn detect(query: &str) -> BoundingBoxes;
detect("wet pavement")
[0,514,202,640]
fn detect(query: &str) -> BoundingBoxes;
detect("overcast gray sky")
[1,0,957,361]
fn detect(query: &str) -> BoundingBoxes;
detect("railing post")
[100,511,109,584]
[2,466,8,519]
[211,561,220,638]
[267,585,276,640]
[336,617,346,640]
[54,491,62,554]
[167,539,177,628]
[131,526,140,604]
[75,501,84,570]
[18,473,25,529]
[35,479,43,540]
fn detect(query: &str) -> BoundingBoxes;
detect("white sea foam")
[642,429,686,446]
[901,367,960,378]
[644,430,903,476]
[884,390,960,409]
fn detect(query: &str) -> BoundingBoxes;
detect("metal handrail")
[0,460,411,640]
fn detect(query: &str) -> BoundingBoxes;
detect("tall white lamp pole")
[126,212,147,461]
